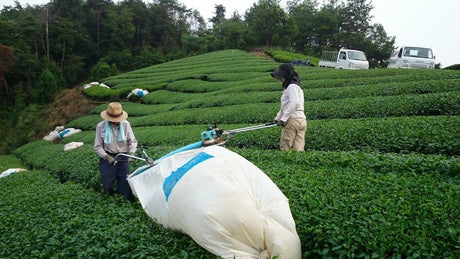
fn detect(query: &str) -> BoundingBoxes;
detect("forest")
[0,0,395,154]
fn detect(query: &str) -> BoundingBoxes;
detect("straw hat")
[100,102,128,122]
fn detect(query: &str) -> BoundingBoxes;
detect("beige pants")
[280,118,307,151]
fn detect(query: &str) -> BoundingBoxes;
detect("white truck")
[319,48,369,69]
[387,46,435,69]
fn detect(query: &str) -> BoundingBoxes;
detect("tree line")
[0,0,394,153]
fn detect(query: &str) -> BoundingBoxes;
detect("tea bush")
[83,83,166,100]
[0,155,24,169]
[305,78,460,100]
[212,116,459,156]
[307,91,460,119]
[265,49,320,66]
[165,79,236,93]
[301,66,459,81]
[90,102,173,117]
[143,79,459,107]
[236,149,460,257]
[59,114,460,158]
[4,49,460,258]
[9,146,460,258]
[68,92,460,132]
[0,171,211,258]
[83,84,131,101]
[101,49,276,90]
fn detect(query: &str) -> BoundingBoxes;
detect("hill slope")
[2,49,460,258]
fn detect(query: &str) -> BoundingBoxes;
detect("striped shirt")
[94,120,137,158]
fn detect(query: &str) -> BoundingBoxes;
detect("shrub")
[90,61,114,82]
[32,69,59,104]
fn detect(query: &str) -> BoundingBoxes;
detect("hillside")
[1,49,459,258]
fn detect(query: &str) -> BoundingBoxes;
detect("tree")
[104,6,135,51]
[245,0,289,48]
[152,0,190,55]
[32,68,58,104]
[133,47,165,68]
[85,0,110,58]
[313,2,342,51]
[210,4,226,28]
[337,0,373,50]
[288,0,318,54]
[0,44,16,100]
[213,17,250,50]
[363,23,395,68]
[188,9,206,35]
[128,0,151,50]
[181,34,206,55]
[90,60,112,81]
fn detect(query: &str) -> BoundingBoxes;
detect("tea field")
[1,49,459,258]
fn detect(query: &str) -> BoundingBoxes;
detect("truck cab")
[319,48,369,69]
[336,49,369,69]
[387,46,435,69]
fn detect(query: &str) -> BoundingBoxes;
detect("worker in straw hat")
[94,102,138,201]
[270,63,307,151]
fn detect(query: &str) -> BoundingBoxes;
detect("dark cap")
[270,63,295,79]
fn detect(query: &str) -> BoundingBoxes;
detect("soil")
[45,87,97,130]
[249,49,273,60]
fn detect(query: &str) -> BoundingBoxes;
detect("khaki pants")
[280,118,307,151]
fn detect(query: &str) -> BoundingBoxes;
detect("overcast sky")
[2,0,459,67]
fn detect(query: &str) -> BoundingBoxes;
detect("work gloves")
[105,154,116,165]
[275,120,286,126]
[128,152,135,163]
[105,153,136,165]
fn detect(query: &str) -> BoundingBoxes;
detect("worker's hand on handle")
[128,152,135,163]
[275,120,286,126]
[105,154,116,165]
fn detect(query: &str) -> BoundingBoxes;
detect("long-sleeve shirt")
[94,120,137,158]
[275,83,306,122]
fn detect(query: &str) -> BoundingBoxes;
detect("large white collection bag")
[127,145,301,258]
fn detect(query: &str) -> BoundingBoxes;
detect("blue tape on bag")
[58,129,70,138]
[163,152,214,201]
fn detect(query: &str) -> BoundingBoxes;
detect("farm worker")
[270,63,307,151]
[94,102,138,201]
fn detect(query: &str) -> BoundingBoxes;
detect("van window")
[403,47,433,59]
[339,52,346,60]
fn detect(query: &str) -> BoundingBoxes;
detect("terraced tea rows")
[3,49,459,258]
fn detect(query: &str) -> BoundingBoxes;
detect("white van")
[319,48,369,69]
[387,46,435,69]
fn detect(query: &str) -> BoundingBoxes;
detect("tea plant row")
[4,49,460,258]
[141,79,459,106]
[71,91,460,133]
[0,170,208,258]
[63,115,459,157]
[10,142,459,258]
